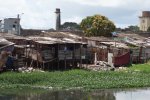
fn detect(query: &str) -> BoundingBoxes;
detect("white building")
[0,17,20,35]
[139,11,150,31]
[0,20,3,32]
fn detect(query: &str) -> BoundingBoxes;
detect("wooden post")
[73,43,75,68]
[52,58,53,70]
[86,45,88,69]
[65,43,67,70]
[31,42,34,67]
[80,44,82,68]
[30,60,33,67]
[25,42,27,67]
[139,46,142,63]
[48,62,50,70]
[96,47,98,62]
[43,62,45,70]
[57,44,59,70]
[36,44,39,68]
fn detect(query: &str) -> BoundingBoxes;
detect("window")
[142,20,145,23]
[13,25,16,28]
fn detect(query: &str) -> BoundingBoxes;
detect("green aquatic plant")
[0,68,150,89]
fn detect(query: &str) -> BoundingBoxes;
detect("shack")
[84,36,130,67]
[26,36,88,70]
[123,36,150,63]
[99,41,130,67]
[0,38,14,70]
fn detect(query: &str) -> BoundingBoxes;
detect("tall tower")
[17,14,21,35]
[139,11,150,31]
[55,8,61,31]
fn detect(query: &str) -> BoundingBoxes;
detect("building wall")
[139,17,150,31]
[3,18,20,34]
[114,52,130,66]
[143,47,150,59]
[0,20,4,32]
[87,40,96,47]
[0,21,2,32]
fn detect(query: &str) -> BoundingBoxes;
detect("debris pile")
[115,67,128,71]
[83,61,114,71]
[18,67,45,73]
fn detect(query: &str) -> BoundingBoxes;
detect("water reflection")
[0,88,150,100]
[115,89,150,100]
[0,89,115,100]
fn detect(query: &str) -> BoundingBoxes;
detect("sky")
[0,0,150,29]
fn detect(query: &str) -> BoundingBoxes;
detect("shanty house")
[27,35,87,70]
[84,36,130,67]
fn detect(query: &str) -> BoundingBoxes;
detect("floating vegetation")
[0,67,150,89]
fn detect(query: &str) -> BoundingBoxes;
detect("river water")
[0,88,150,100]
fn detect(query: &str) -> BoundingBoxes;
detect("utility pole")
[17,13,24,35]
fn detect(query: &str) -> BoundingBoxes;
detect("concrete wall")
[139,17,150,31]
[87,40,96,47]
[3,18,20,34]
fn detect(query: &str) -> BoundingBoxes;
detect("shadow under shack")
[6,37,92,71]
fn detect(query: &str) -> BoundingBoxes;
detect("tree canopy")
[128,25,139,32]
[80,15,116,37]
[61,22,81,31]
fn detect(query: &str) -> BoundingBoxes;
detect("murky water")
[0,88,150,100]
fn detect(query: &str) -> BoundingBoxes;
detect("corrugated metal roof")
[0,32,85,45]
[0,32,26,40]
[28,36,85,44]
[40,32,82,40]
[101,42,129,48]
[35,41,56,44]
[0,37,14,46]
[85,36,113,42]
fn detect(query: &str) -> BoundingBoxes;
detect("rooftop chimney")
[55,8,61,31]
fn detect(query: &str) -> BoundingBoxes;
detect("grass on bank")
[0,63,150,90]
[128,62,150,72]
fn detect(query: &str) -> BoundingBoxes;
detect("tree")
[80,15,116,37]
[61,22,81,31]
[128,25,139,32]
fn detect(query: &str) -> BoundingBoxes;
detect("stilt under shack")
[25,37,88,70]
[57,43,60,70]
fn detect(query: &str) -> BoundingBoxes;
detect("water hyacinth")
[0,65,150,90]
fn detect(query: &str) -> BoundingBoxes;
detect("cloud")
[0,0,55,29]
[63,0,123,7]
[0,0,150,29]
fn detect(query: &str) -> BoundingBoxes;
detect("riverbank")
[0,64,150,89]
